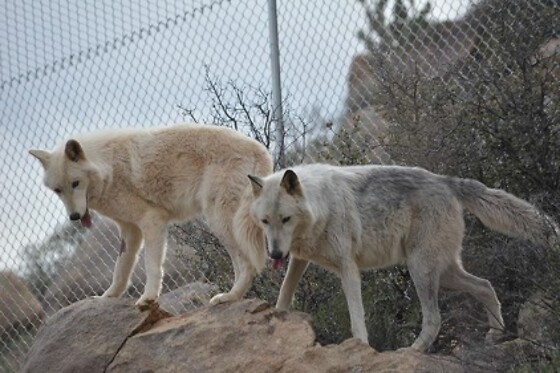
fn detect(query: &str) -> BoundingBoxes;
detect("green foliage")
[362,268,420,350]
[369,1,560,207]
[514,351,560,373]
[292,267,351,344]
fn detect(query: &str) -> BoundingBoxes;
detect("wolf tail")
[445,177,558,247]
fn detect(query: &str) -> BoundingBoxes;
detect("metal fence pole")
[267,0,285,169]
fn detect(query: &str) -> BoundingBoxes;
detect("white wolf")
[248,163,557,352]
[30,124,272,307]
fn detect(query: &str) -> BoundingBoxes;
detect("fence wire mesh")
[1,0,559,371]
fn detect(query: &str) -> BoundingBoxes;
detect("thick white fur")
[30,124,272,306]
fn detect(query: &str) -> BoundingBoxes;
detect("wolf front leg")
[276,257,309,310]
[101,222,143,298]
[340,262,369,344]
[136,217,168,307]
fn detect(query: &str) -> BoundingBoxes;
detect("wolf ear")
[64,139,86,162]
[29,149,51,169]
[281,169,302,196]
[248,175,263,196]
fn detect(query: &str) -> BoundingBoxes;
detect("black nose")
[270,250,283,260]
[69,212,80,221]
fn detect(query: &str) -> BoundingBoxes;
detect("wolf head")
[29,139,96,227]
[249,169,313,269]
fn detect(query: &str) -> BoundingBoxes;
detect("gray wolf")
[30,124,272,307]
[248,163,557,352]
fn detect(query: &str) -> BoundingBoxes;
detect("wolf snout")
[69,212,81,221]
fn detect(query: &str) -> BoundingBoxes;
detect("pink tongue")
[271,258,286,270]
[80,211,92,228]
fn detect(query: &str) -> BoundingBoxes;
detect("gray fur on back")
[291,163,556,252]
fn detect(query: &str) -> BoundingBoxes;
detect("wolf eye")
[261,219,269,225]
[282,217,291,224]
[53,188,62,194]
[71,180,80,189]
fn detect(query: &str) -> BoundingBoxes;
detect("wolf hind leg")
[101,222,143,298]
[407,254,442,352]
[276,258,309,310]
[440,260,504,343]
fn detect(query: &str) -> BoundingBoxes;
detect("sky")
[0,0,469,272]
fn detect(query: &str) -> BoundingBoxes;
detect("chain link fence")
[1,0,559,371]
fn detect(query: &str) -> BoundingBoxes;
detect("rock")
[21,297,170,373]
[281,338,463,373]
[108,299,315,372]
[23,296,470,373]
[158,282,218,315]
[453,293,560,373]
[0,271,43,332]
[452,338,551,372]
[42,217,198,315]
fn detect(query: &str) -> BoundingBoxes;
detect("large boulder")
[158,282,218,315]
[108,299,316,372]
[452,338,552,372]
[23,297,469,373]
[41,217,201,315]
[0,271,43,333]
[21,298,170,373]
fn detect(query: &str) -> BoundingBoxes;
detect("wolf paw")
[99,292,119,298]
[396,346,421,354]
[99,286,123,298]
[485,328,504,345]
[135,295,158,310]
[91,293,118,302]
[209,292,238,306]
